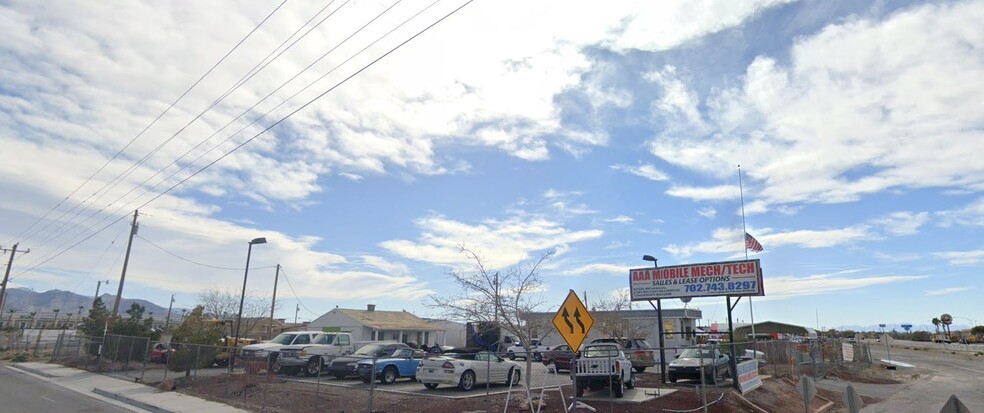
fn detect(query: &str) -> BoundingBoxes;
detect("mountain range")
[1,288,175,316]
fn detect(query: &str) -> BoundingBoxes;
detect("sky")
[1,0,982,332]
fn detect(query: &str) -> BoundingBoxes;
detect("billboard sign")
[629,259,764,301]
[737,360,763,393]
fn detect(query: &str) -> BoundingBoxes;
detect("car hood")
[356,357,414,365]
[242,343,281,351]
[670,357,724,367]
[330,354,371,365]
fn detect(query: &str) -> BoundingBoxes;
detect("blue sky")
[1,0,981,331]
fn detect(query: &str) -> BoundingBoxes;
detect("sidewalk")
[7,362,248,413]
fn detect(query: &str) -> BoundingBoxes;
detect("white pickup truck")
[573,343,635,398]
[277,332,356,376]
[505,339,545,361]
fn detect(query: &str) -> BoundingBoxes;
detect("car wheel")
[361,376,371,384]
[545,360,556,372]
[533,352,543,362]
[613,374,624,398]
[706,368,717,385]
[626,372,635,389]
[633,366,646,373]
[423,382,439,390]
[305,357,322,376]
[382,366,398,385]
[575,380,584,397]
[458,370,476,391]
[507,351,515,360]
[506,368,520,386]
[669,375,677,383]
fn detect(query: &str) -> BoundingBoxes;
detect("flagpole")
[738,165,757,351]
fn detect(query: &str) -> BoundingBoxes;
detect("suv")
[590,338,656,373]
[505,339,544,361]
[278,332,355,376]
[240,331,322,373]
[667,346,730,384]
[326,342,409,379]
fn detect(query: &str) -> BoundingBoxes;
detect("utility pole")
[0,243,31,317]
[93,279,110,303]
[111,210,139,318]
[294,303,299,324]
[269,264,280,337]
[164,294,175,331]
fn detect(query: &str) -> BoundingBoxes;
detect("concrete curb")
[92,387,176,413]
[9,363,59,378]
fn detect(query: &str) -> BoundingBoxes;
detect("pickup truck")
[239,331,322,374]
[505,339,545,361]
[277,332,356,376]
[573,343,635,398]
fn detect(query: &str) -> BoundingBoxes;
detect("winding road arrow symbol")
[574,308,586,333]
[562,308,574,334]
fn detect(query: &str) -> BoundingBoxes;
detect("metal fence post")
[124,337,135,374]
[141,340,151,383]
[369,354,377,413]
[195,345,202,379]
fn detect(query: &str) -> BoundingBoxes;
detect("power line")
[278,266,319,316]
[14,0,475,279]
[12,1,290,249]
[136,234,277,271]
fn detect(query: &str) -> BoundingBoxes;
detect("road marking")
[40,395,57,403]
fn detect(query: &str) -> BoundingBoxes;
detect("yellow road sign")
[552,290,594,351]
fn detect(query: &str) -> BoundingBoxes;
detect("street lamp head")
[249,237,268,245]
[642,255,657,262]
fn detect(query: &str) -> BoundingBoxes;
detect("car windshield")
[680,348,717,359]
[633,339,651,349]
[582,346,620,358]
[313,334,336,344]
[269,334,297,345]
[355,344,384,355]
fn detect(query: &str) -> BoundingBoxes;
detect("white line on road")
[40,395,57,403]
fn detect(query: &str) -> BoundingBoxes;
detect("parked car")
[505,339,545,361]
[325,342,408,379]
[240,331,321,374]
[540,344,575,372]
[416,348,522,391]
[590,338,656,373]
[667,346,730,384]
[149,343,177,363]
[356,347,426,384]
[573,343,635,398]
[278,332,356,376]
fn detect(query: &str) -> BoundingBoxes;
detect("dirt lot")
[174,367,891,413]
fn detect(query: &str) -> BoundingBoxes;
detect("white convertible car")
[416,348,522,391]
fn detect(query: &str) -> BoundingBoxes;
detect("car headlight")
[256,350,269,356]
[300,349,308,356]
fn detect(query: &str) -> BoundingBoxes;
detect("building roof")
[334,308,445,331]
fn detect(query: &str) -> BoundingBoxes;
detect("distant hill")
[2,288,173,315]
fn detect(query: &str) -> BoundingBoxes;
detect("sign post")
[554,290,594,413]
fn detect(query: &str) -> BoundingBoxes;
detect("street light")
[641,255,668,384]
[231,237,267,371]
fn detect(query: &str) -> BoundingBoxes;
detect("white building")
[308,305,453,347]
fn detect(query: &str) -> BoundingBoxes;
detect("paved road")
[0,366,134,413]
[827,341,984,412]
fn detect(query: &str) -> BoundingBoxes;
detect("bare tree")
[426,246,554,394]
[593,289,653,340]
[197,288,279,339]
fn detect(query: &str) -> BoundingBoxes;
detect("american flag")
[745,232,764,252]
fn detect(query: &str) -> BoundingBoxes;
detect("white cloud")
[648,2,984,213]
[697,207,717,219]
[611,163,670,182]
[925,287,972,297]
[605,215,634,224]
[565,263,628,276]
[932,250,984,266]
[665,185,739,201]
[869,211,929,236]
[937,197,984,228]
[757,271,925,301]
[664,225,869,258]
[380,214,603,269]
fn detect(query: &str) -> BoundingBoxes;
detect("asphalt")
[4,362,249,413]
[0,365,134,413]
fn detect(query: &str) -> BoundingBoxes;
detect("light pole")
[93,280,110,304]
[643,254,669,384]
[231,237,267,371]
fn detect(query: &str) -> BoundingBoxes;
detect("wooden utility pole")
[0,243,30,317]
[111,210,139,318]
[269,264,280,337]
[164,294,175,331]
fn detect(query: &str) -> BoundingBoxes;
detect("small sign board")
[879,323,886,328]
[552,290,594,351]
[736,360,762,394]
[796,375,817,404]
[629,259,764,301]
[901,324,912,331]
[940,314,953,325]
[842,343,855,362]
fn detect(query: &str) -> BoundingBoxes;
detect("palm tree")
[932,317,941,333]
